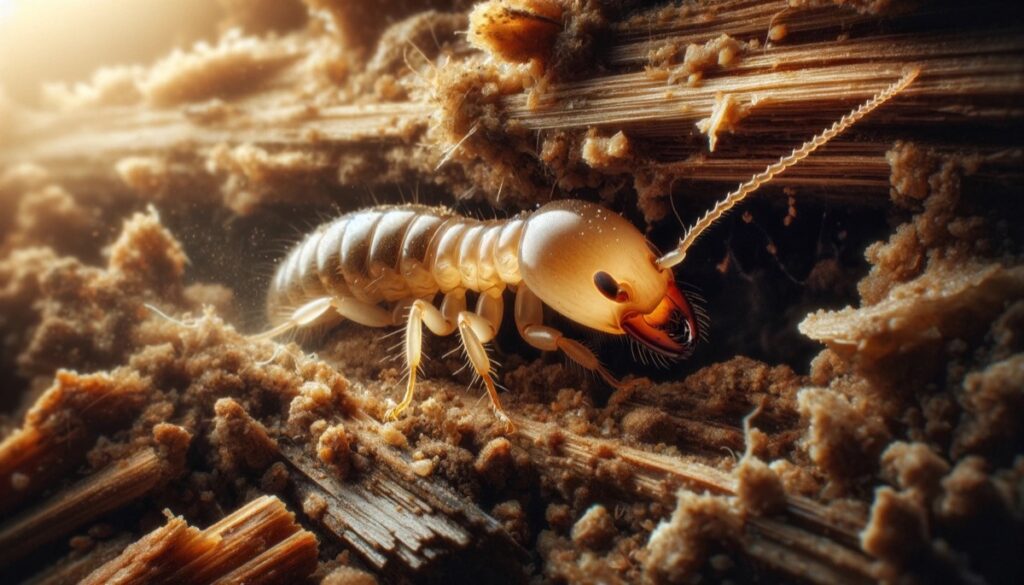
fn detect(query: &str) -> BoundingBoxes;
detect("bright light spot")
[0,0,15,22]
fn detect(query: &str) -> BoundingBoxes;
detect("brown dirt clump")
[643,491,742,583]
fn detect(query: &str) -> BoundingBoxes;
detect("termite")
[255,70,918,429]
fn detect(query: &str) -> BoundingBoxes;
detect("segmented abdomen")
[266,205,525,325]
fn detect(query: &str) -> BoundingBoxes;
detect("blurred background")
[0,0,221,105]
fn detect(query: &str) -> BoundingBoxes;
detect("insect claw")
[493,409,516,434]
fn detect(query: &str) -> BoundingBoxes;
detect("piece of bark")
[281,440,529,582]
[0,447,177,567]
[81,495,317,585]
[206,398,527,581]
[210,530,320,585]
[0,370,150,516]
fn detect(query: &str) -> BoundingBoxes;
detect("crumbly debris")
[142,30,302,107]
[648,34,745,86]
[115,157,170,199]
[696,92,749,152]
[211,397,280,474]
[317,423,352,476]
[801,263,1024,360]
[474,436,514,487]
[798,384,892,488]
[859,142,985,304]
[206,143,333,215]
[643,492,741,583]
[952,354,1024,459]
[571,504,617,551]
[736,456,786,515]
[581,130,632,169]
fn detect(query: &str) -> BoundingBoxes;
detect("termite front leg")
[454,290,513,430]
[514,285,621,389]
[387,290,465,421]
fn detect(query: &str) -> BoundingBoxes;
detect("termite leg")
[387,290,465,421]
[514,285,622,389]
[249,296,392,341]
[455,289,513,430]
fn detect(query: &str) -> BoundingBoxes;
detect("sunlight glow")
[0,0,15,22]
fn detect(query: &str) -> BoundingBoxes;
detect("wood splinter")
[80,495,318,585]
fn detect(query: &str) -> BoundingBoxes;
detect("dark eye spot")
[594,271,619,300]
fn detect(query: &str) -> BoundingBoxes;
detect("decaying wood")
[0,448,175,567]
[0,371,149,516]
[511,415,877,584]
[80,495,317,585]
[215,398,528,581]
[2,0,1020,200]
[23,535,134,585]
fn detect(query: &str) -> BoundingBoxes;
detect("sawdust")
[643,491,742,583]
[647,33,746,86]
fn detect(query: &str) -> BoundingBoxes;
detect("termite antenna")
[656,67,920,270]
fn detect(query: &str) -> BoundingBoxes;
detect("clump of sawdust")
[862,441,1024,583]
[210,397,279,474]
[794,142,1021,493]
[0,209,186,386]
[427,51,549,207]
[783,137,1023,581]
[0,368,152,513]
[571,504,617,551]
[859,142,986,305]
[115,157,171,200]
[3,185,99,259]
[798,381,892,488]
[142,30,302,107]
[736,456,787,516]
[952,353,1024,459]
[205,143,333,215]
[643,492,742,582]
[581,130,632,169]
[647,33,745,86]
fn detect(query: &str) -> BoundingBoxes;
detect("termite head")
[519,200,699,358]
